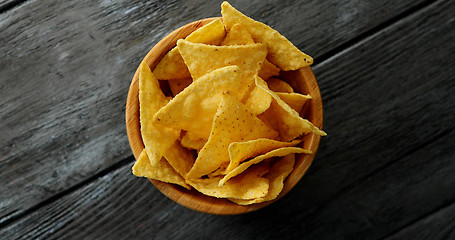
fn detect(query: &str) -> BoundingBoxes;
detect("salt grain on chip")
[153,66,250,140]
[186,93,278,179]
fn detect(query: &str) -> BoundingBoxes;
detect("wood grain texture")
[1,0,453,238]
[0,0,433,222]
[384,201,455,240]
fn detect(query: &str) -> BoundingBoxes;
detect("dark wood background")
[1,0,454,239]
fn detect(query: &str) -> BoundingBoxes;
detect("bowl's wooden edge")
[125,18,323,215]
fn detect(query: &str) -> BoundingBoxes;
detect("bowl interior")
[125,17,323,215]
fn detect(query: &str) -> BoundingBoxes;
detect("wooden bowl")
[125,17,323,215]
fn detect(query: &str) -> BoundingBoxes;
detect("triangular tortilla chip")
[243,82,273,116]
[229,153,295,205]
[277,92,312,113]
[181,131,207,151]
[219,147,311,186]
[267,77,294,93]
[221,23,255,45]
[186,93,278,179]
[138,62,180,165]
[168,77,193,96]
[153,19,226,80]
[256,75,326,141]
[163,141,195,177]
[221,1,313,70]
[186,163,269,199]
[220,23,280,80]
[177,39,267,80]
[153,66,251,139]
[225,139,301,173]
[132,149,190,189]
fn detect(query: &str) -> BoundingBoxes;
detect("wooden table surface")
[1,0,454,239]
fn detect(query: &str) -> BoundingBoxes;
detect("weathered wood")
[384,201,455,240]
[0,0,17,12]
[1,0,453,238]
[0,0,433,223]
[1,132,453,239]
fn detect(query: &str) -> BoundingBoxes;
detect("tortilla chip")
[225,139,300,173]
[220,23,280,80]
[186,18,226,45]
[186,93,278,179]
[229,153,295,205]
[221,23,255,45]
[219,147,311,186]
[138,62,180,165]
[153,66,251,139]
[256,75,326,141]
[177,39,267,80]
[162,141,195,177]
[221,1,313,70]
[132,149,190,189]
[153,19,226,80]
[267,77,294,93]
[187,163,269,199]
[168,77,193,96]
[277,92,311,113]
[243,83,273,116]
[181,131,207,151]
[259,60,281,80]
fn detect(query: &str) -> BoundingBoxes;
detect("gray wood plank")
[384,201,455,240]
[1,131,453,239]
[0,0,433,223]
[1,0,453,239]
[0,0,17,12]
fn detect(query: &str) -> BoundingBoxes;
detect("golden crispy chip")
[221,1,313,70]
[243,83,273,116]
[219,147,310,186]
[138,62,180,165]
[186,18,226,45]
[220,23,280,80]
[225,139,300,173]
[153,66,251,139]
[277,92,311,113]
[229,153,295,205]
[152,47,190,80]
[186,93,279,179]
[187,163,269,199]
[177,39,267,80]
[153,19,226,80]
[267,77,294,93]
[221,23,255,45]
[163,141,195,177]
[256,75,326,141]
[168,77,193,96]
[259,60,281,80]
[181,131,207,151]
[132,149,190,189]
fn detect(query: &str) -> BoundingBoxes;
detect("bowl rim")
[125,17,323,215]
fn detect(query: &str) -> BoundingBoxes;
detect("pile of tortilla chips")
[132,1,326,205]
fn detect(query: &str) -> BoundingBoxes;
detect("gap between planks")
[313,0,438,67]
[380,198,455,240]
[0,156,135,229]
[0,0,28,13]
[0,0,444,231]
[302,126,455,223]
